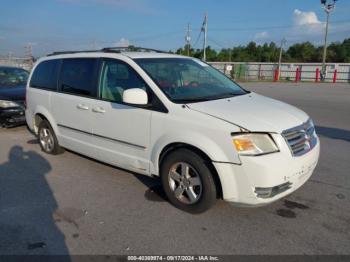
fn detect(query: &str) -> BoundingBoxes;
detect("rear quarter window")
[30,59,60,90]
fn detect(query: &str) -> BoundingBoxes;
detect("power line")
[129,30,184,42]
[192,29,203,49]
[187,19,350,33]
[207,19,350,32]
[208,37,227,48]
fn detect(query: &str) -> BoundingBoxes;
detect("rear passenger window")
[60,58,97,97]
[30,60,59,90]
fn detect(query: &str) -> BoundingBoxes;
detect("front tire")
[38,120,64,155]
[160,149,217,213]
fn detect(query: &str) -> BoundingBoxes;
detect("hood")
[187,92,309,133]
[0,85,25,101]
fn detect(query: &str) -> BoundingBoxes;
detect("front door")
[91,58,152,174]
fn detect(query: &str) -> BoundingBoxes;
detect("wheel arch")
[34,113,46,129]
[33,107,59,136]
[158,142,223,198]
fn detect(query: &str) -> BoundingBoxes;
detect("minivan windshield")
[135,58,247,103]
[0,67,29,87]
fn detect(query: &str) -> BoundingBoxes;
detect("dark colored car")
[0,66,29,128]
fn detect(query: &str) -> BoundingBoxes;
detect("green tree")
[173,38,350,63]
[286,42,318,62]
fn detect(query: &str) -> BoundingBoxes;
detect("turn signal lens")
[233,138,255,151]
[232,133,279,156]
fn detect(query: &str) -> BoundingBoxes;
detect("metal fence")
[0,56,34,71]
[209,62,350,83]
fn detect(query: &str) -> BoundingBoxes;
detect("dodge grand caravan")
[26,47,320,213]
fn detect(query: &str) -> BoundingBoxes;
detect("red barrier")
[315,68,320,82]
[274,69,279,82]
[295,68,301,82]
[333,69,337,83]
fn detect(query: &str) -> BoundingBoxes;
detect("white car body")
[26,51,320,207]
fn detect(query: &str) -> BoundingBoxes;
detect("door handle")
[92,107,106,113]
[77,104,89,110]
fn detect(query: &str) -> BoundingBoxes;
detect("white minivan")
[26,47,320,213]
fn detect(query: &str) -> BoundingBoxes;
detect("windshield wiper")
[174,93,244,104]
[173,97,213,103]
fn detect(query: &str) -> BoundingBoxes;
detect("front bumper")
[213,136,320,206]
[0,107,26,127]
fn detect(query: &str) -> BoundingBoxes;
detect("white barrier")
[209,62,350,83]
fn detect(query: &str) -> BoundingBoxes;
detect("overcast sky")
[0,0,349,56]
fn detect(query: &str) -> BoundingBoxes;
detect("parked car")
[0,66,28,128]
[25,47,320,213]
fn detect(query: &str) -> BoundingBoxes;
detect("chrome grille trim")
[282,119,317,157]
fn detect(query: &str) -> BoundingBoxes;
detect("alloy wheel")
[39,127,54,152]
[168,162,202,204]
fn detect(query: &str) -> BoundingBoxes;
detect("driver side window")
[99,59,147,103]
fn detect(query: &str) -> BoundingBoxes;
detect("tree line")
[175,38,350,63]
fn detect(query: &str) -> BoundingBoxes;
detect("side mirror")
[122,88,148,105]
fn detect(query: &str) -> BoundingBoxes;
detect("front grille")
[282,119,317,157]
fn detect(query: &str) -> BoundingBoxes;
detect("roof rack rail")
[47,46,167,57]
[102,46,166,53]
[47,50,99,56]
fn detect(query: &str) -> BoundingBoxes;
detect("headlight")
[232,133,279,156]
[0,100,19,108]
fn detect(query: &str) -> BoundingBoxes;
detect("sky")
[0,0,349,57]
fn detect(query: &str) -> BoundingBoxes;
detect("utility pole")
[185,23,191,56]
[320,0,338,81]
[278,38,287,80]
[25,43,34,68]
[25,43,33,58]
[202,13,208,61]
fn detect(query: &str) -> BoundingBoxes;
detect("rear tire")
[38,120,64,155]
[160,149,217,213]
